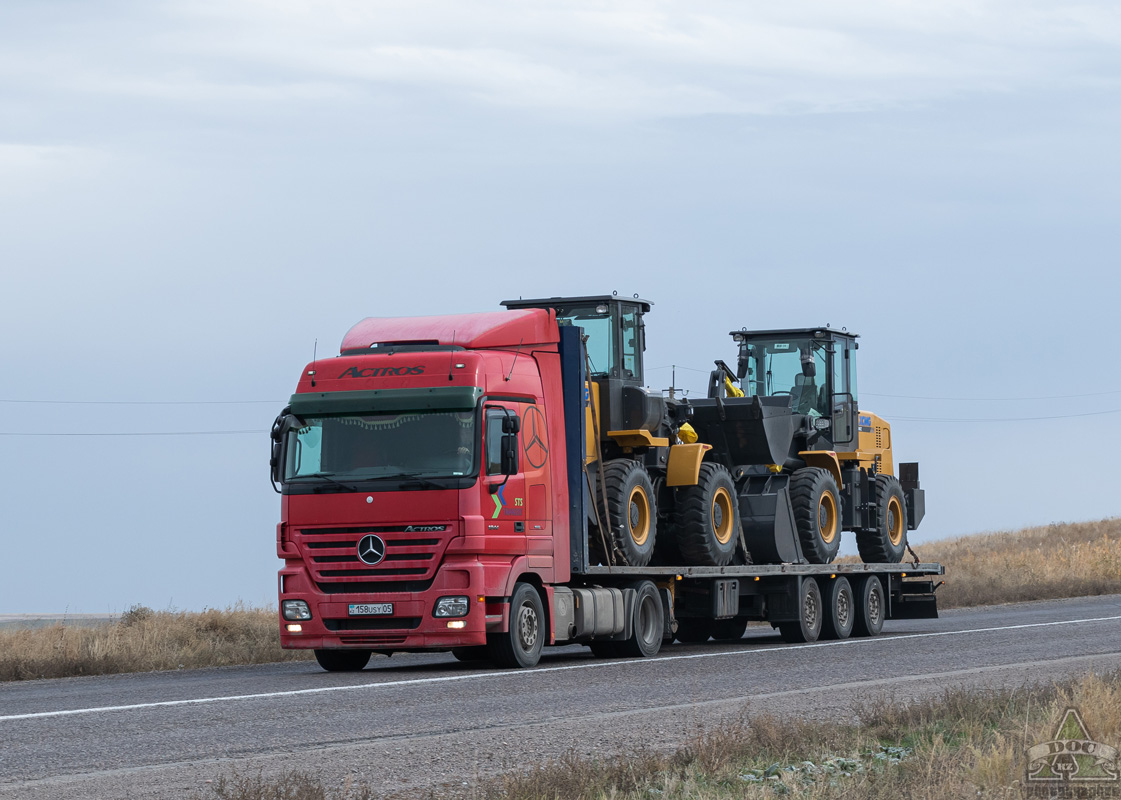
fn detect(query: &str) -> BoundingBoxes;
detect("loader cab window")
[555,302,644,384]
[620,307,642,382]
[832,340,858,445]
[741,338,829,417]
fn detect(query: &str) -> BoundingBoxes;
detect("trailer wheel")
[488,582,544,668]
[599,460,657,567]
[790,468,842,564]
[852,576,885,637]
[674,618,712,643]
[677,463,739,566]
[820,577,854,640]
[777,578,823,643]
[710,617,749,642]
[313,649,371,672]
[856,476,908,563]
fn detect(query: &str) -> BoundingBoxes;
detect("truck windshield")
[555,306,613,376]
[741,338,829,417]
[284,410,477,483]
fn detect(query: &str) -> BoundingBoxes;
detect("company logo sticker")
[337,366,425,379]
[522,406,548,469]
[1022,707,1119,798]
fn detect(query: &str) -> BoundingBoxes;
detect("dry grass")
[913,516,1121,608]
[0,604,311,681]
[198,669,1121,800]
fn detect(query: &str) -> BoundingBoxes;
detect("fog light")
[434,596,470,618]
[282,600,312,621]
[286,624,303,633]
[446,620,466,629]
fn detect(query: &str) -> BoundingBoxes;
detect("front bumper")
[278,559,488,650]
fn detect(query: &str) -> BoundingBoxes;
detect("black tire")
[856,476,908,563]
[852,575,885,637]
[450,646,488,662]
[588,581,664,659]
[676,463,739,566]
[487,582,545,668]
[313,649,371,672]
[710,617,749,642]
[674,617,712,643]
[777,578,823,643]
[820,577,855,640]
[789,468,842,564]
[598,460,657,567]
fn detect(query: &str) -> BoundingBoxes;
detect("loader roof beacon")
[271,295,942,670]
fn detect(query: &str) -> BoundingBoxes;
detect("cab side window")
[485,409,516,474]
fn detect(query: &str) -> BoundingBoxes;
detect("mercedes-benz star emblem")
[522,406,548,469]
[356,534,387,565]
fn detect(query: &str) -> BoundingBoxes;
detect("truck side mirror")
[501,433,519,475]
[502,415,520,434]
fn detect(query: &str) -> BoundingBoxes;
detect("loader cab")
[502,294,664,438]
[732,327,860,448]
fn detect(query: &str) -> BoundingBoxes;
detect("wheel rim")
[817,491,838,544]
[627,485,651,546]
[637,593,659,645]
[836,586,851,629]
[711,487,734,545]
[868,584,882,626]
[516,601,539,652]
[803,587,819,630]
[887,496,904,546]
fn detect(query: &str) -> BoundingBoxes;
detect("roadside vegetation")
[0,603,310,681]
[198,668,1121,800]
[2,517,1118,682]
[910,515,1121,608]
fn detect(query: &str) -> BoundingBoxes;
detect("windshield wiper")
[392,472,449,490]
[288,473,362,492]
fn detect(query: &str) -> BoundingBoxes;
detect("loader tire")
[790,467,842,564]
[676,463,739,567]
[856,475,908,564]
[598,460,657,567]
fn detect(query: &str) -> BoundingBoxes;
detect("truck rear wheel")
[852,575,885,637]
[676,463,739,566]
[313,649,371,672]
[856,476,908,563]
[590,580,664,659]
[790,468,842,564]
[599,460,657,567]
[488,582,544,668]
[820,577,854,640]
[777,578,823,643]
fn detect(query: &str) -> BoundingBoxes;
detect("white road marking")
[3,613,1120,723]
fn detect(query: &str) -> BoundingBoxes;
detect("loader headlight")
[814,417,831,431]
[733,333,746,343]
[282,600,312,621]
[434,596,470,618]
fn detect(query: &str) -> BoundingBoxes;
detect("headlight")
[282,600,312,621]
[434,596,470,618]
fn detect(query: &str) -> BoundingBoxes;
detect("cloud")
[3,0,1118,124]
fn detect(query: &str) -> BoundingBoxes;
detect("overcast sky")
[2,1,1119,613]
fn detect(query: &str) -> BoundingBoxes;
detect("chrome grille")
[295,523,452,595]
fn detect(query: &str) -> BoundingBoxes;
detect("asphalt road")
[2,594,1120,799]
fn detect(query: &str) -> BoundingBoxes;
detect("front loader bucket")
[689,395,797,468]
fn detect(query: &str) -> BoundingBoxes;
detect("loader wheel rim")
[817,491,838,544]
[712,487,734,545]
[887,496,904,546]
[627,485,651,546]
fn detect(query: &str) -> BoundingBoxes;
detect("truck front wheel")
[488,582,545,668]
[313,649,371,672]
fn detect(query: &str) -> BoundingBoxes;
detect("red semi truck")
[270,295,942,670]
